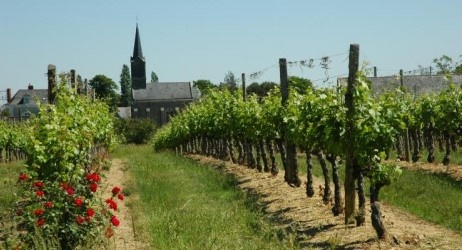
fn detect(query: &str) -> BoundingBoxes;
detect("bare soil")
[392,159,462,181]
[108,156,462,249]
[101,158,142,250]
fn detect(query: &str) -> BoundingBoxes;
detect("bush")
[115,118,157,144]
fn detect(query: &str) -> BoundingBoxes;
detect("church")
[129,24,199,125]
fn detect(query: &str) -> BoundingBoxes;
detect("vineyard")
[153,46,462,240]
[1,46,462,248]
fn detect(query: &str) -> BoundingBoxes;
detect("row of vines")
[152,67,462,238]
[1,82,121,249]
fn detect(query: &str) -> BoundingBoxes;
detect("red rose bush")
[14,84,120,249]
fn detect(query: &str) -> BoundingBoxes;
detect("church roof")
[132,82,199,101]
[338,74,462,96]
[132,24,144,60]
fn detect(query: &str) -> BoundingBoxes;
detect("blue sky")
[1,0,461,101]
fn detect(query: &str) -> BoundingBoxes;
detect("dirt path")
[188,155,462,249]
[392,159,462,181]
[101,158,140,249]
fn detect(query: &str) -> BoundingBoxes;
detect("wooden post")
[47,64,56,104]
[242,73,246,101]
[344,44,359,224]
[70,69,76,86]
[279,58,301,187]
[400,69,411,162]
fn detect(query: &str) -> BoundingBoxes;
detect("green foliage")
[14,83,120,249]
[89,74,120,112]
[246,81,278,98]
[115,118,157,144]
[119,64,132,107]
[150,71,159,83]
[433,55,454,75]
[288,76,313,94]
[193,79,216,96]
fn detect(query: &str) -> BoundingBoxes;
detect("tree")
[193,79,216,96]
[289,76,313,94]
[246,81,278,98]
[89,74,119,111]
[433,55,454,75]
[455,64,462,74]
[120,65,132,107]
[220,71,238,92]
[151,71,159,83]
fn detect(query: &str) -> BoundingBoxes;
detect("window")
[23,94,31,104]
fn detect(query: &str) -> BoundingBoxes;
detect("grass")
[113,145,296,249]
[381,169,462,232]
[0,161,22,211]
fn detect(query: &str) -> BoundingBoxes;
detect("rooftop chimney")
[28,84,34,90]
[6,88,11,103]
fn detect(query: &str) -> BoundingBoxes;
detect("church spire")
[132,24,144,59]
[131,23,146,90]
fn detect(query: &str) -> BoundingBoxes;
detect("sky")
[1,0,461,103]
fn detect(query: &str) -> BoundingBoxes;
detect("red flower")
[37,218,45,227]
[86,208,95,217]
[18,173,28,181]
[34,209,44,216]
[44,201,53,208]
[85,216,91,222]
[90,182,98,192]
[105,198,117,211]
[67,187,74,196]
[36,190,44,197]
[76,215,84,225]
[86,172,101,183]
[117,193,124,201]
[110,215,120,227]
[74,197,84,207]
[33,181,44,189]
[112,186,121,195]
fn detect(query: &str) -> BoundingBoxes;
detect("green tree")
[193,79,216,96]
[246,81,278,98]
[455,64,462,74]
[289,76,313,94]
[220,71,238,92]
[433,55,454,74]
[120,64,132,107]
[151,71,159,83]
[89,74,119,111]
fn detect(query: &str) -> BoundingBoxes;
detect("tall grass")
[113,145,296,249]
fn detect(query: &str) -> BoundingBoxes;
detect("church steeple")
[133,24,144,59]
[131,24,146,90]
